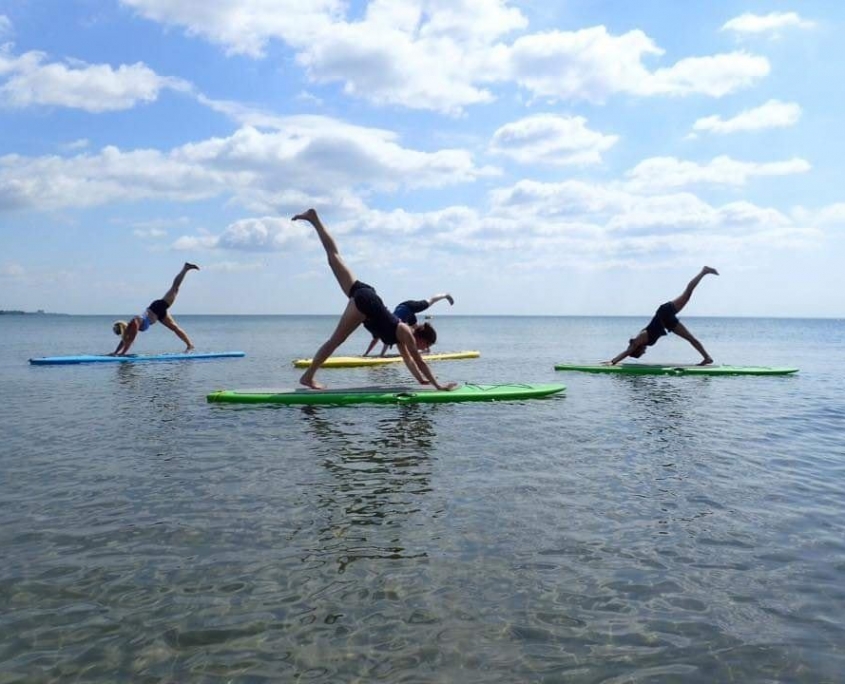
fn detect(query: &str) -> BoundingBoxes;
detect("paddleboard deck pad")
[554,363,798,376]
[207,382,565,406]
[30,351,246,365]
[292,350,480,368]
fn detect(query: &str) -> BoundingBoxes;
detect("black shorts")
[349,281,399,345]
[645,302,678,346]
[148,299,170,320]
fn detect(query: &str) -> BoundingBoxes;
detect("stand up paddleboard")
[30,351,246,365]
[207,382,565,406]
[554,363,798,376]
[292,350,480,368]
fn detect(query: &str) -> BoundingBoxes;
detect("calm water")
[1,314,844,683]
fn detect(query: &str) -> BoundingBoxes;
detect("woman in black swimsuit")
[293,209,456,391]
[609,266,719,366]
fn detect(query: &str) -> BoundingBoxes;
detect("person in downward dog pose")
[110,262,199,356]
[609,266,719,366]
[293,208,457,391]
[362,293,454,357]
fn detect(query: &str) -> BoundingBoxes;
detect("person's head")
[414,322,437,351]
[113,320,128,337]
[628,338,646,358]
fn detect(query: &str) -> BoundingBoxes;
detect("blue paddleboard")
[29,351,246,365]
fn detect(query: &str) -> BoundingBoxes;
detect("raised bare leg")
[293,209,356,296]
[159,315,194,352]
[671,321,713,365]
[300,299,366,389]
[670,266,718,313]
[162,262,200,305]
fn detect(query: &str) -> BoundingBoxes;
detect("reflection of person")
[363,294,454,357]
[110,262,199,356]
[293,208,457,391]
[609,266,719,366]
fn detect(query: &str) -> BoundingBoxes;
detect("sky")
[1,0,843,317]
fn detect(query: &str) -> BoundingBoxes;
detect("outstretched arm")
[110,323,138,356]
[427,293,454,308]
[397,325,456,390]
[608,330,647,365]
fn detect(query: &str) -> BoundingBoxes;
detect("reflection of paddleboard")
[207,383,565,406]
[554,363,798,376]
[29,351,246,365]
[292,350,480,368]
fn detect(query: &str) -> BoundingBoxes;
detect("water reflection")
[298,405,437,574]
[613,374,708,447]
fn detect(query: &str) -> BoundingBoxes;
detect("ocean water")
[1,314,844,683]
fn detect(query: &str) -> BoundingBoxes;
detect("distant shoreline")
[0,310,66,316]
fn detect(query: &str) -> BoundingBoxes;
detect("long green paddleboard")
[554,363,798,376]
[292,350,480,368]
[207,382,565,406]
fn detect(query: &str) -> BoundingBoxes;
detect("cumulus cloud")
[722,12,815,35]
[120,2,769,112]
[484,177,818,263]
[791,203,845,228]
[625,155,811,192]
[173,217,312,251]
[0,45,189,112]
[508,27,768,102]
[178,176,819,266]
[0,117,493,213]
[489,114,618,165]
[692,99,801,134]
[120,0,344,58]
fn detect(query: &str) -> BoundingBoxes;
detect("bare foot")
[299,373,325,390]
[292,208,318,224]
[446,294,454,305]
[185,345,195,352]
[703,266,718,276]
[698,357,714,366]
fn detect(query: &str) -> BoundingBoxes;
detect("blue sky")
[1,0,843,317]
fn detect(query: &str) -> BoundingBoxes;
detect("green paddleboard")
[207,383,565,406]
[554,363,798,376]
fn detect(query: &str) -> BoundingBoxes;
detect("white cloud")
[693,99,801,134]
[0,118,493,212]
[119,3,768,111]
[489,114,618,165]
[120,0,344,58]
[625,155,811,192]
[0,15,12,40]
[506,27,768,102]
[791,203,845,228]
[0,46,189,112]
[59,139,91,152]
[181,176,819,262]
[722,12,815,35]
[484,178,818,263]
[646,51,769,97]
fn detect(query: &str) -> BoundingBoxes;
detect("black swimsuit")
[644,301,679,346]
[350,281,400,345]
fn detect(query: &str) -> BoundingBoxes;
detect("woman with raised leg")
[609,266,719,366]
[293,209,456,391]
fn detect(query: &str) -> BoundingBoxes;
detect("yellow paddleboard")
[292,350,480,368]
